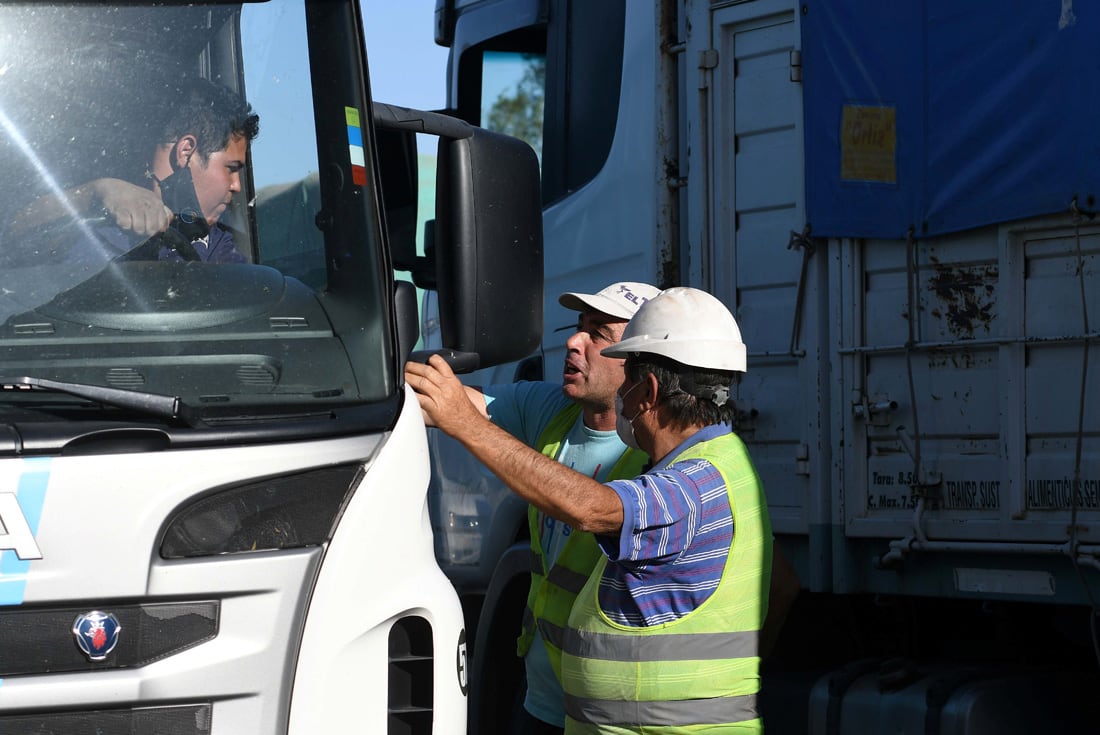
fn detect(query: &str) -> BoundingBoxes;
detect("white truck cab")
[0,1,542,732]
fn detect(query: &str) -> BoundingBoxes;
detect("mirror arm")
[373,102,472,140]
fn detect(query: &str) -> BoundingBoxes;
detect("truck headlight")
[159,464,362,558]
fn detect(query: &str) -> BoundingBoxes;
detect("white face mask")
[614,382,645,451]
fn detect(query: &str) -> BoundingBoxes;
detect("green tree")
[486,55,545,159]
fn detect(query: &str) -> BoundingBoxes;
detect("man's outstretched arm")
[405,355,623,534]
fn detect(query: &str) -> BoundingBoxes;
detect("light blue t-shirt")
[484,380,632,728]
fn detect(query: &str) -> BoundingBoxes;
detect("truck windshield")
[0,1,394,422]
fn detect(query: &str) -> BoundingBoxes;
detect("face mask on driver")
[615,381,645,451]
[154,160,209,243]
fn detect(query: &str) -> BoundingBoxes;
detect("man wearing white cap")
[407,287,776,733]
[454,281,660,734]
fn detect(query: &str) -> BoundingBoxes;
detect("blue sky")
[360,0,450,113]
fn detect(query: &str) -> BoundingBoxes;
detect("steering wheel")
[115,221,202,262]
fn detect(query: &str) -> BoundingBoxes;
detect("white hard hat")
[558,281,662,321]
[600,287,747,372]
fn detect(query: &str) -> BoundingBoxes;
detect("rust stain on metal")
[926,257,997,339]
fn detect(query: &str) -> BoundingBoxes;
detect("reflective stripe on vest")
[547,562,591,595]
[561,430,771,734]
[564,692,759,729]
[562,628,758,662]
[515,402,647,683]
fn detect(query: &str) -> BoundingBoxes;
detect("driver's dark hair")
[157,77,260,158]
[625,354,737,428]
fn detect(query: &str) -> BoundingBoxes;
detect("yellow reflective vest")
[516,403,647,682]
[560,430,771,734]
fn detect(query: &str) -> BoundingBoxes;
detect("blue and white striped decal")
[0,458,50,606]
[0,458,49,688]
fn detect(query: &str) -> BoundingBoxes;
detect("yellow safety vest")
[516,403,647,683]
[560,430,772,734]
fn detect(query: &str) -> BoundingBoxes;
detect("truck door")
[683,0,825,584]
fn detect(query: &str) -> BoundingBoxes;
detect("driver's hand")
[91,178,172,237]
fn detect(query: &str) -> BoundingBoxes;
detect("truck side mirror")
[373,103,543,372]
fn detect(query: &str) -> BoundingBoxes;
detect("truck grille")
[0,601,218,676]
[0,703,211,734]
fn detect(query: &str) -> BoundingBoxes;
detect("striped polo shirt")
[598,422,736,626]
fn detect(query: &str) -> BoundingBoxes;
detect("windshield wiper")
[0,376,202,428]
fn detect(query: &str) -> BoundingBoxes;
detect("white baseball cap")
[558,281,662,321]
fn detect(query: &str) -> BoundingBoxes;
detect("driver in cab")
[6,77,259,265]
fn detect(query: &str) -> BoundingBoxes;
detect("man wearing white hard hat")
[407,287,776,734]
[451,280,660,735]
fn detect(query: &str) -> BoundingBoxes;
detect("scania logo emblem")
[72,611,121,662]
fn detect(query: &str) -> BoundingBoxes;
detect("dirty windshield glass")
[0,1,391,418]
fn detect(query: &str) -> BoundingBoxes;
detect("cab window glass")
[452,0,624,204]
[0,1,392,410]
[242,1,324,287]
[481,50,545,164]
